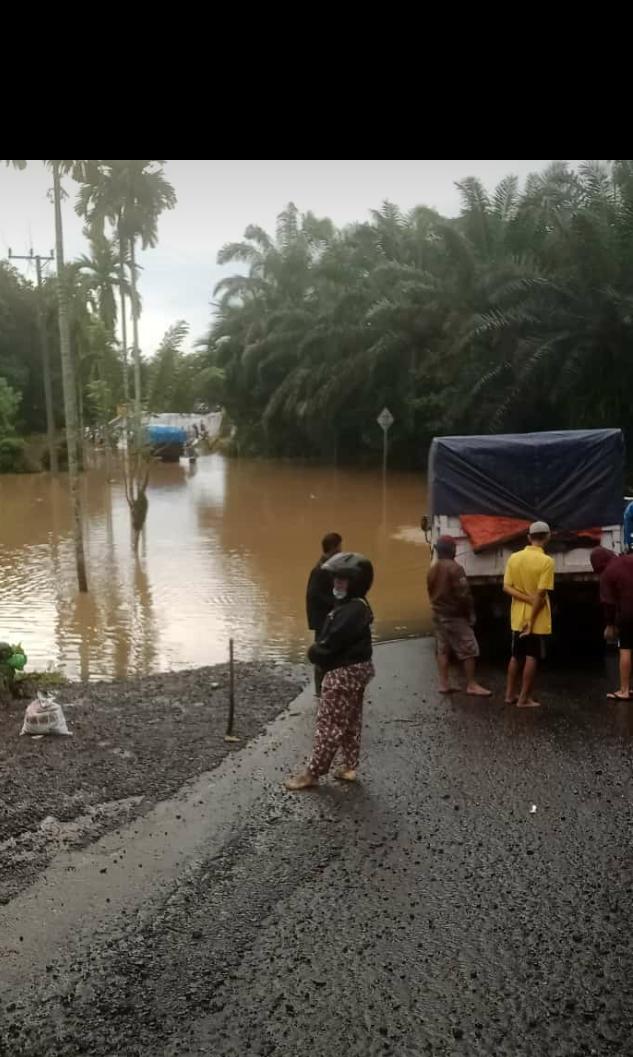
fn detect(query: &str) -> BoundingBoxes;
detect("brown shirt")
[427,558,474,620]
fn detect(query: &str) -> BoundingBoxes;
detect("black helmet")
[322,551,374,597]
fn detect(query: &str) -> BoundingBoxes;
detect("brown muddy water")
[0,455,431,680]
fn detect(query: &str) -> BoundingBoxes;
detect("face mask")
[333,587,347,601]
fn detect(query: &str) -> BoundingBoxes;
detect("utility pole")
[9,247,58,473]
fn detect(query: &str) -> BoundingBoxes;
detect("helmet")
[322,551,374,597]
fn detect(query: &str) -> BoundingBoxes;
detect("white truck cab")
[423,513,623,585]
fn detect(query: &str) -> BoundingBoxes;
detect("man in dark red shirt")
[590,546,633,701]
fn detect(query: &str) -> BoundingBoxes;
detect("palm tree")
[76,161,176,551]
[77,161,176,419]
[4,159,88,591]
[77,232,132,335]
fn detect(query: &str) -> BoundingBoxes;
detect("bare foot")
[516,698,541,709]
[285,771,318,791]
[466,684,492,697]
[439,686,460,694]
[334,768,357,782]
[505,696,518,705]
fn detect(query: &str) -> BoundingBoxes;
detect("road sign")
[377,407,394,432]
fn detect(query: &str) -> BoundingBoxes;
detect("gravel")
[0,662,306,903]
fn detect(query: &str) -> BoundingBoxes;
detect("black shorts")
[511,632,547,660]
[619,620,633,650]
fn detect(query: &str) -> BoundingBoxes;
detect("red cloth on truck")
[459,515,602,553]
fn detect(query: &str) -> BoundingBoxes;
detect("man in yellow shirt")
[503,521,555,708]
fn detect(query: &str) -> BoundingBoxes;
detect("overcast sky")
[0,161,579,356]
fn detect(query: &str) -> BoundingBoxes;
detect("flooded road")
[0,455,430,680]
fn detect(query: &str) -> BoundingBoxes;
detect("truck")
[145,424,188,462]
[422,428,627,642]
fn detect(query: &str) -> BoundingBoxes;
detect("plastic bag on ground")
[20,692,72,737]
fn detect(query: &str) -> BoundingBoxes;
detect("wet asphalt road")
[2,639,633,1056]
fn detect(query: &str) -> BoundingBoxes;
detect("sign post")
[377,407,394,528]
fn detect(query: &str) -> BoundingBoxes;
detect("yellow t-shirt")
[504,546,555,635]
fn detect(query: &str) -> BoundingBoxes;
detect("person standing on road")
[503,521,555,708]
[287,552,374,790]
[427,535,491,697]
[590,546,633,701]
[306,532,342,697]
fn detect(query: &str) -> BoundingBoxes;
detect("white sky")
[0,161,579,356]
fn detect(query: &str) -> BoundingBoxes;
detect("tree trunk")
[117,215,129,403]
[128,237,148,543]
[52,161,88,593]
[35,256,58,473]
[77,371,85,467]
[129,236,142,424]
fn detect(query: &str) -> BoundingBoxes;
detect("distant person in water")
[306,532,342,696]
[591,546,633,701]
[503,521,555,708]
[287,552,374,790]
[427,535,491,697]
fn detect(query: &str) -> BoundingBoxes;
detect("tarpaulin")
[460,514,602,553]
[428,429,625,530]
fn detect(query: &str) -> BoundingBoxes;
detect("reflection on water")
[0,456,430,680]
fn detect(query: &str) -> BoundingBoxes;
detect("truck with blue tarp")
[422,428,627,642]
[145,424,187,462]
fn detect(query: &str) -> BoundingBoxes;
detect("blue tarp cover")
[146,425,187,445]
[429,429,625,530]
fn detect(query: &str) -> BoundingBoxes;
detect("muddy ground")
[0,662,306,904]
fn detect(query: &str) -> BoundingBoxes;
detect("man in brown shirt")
[427,535,491,696]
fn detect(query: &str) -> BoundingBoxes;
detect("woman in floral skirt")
[286,552,374,790]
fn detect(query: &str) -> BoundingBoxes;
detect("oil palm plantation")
[202,164,633,465]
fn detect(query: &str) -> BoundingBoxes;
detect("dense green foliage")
[0,161,180,468]
[0,263,48,434]
[0,364,27,472]
[199,161,633,466]
[3,160,633,476]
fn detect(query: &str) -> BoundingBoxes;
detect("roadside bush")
[0,436,28,473]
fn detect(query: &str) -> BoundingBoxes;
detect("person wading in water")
[287,552,374,790]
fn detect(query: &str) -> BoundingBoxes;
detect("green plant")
[0,435,27,473]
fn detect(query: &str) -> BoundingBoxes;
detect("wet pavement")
[1,638,633,1056]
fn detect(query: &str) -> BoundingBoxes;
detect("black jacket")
[308,597,373,672]
[306,558,334,632]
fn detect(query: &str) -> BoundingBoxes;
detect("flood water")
[0,455,431,680]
